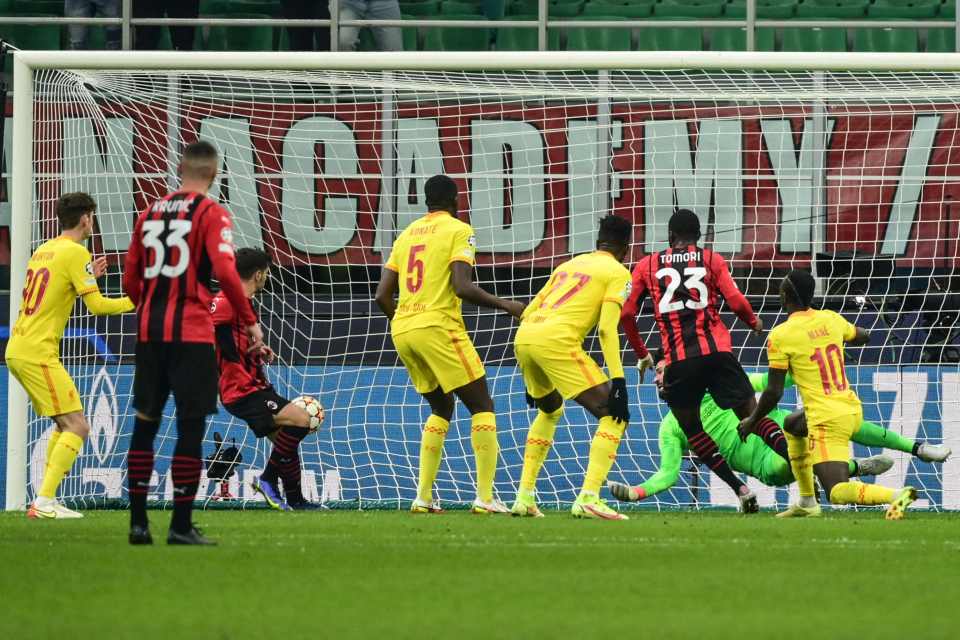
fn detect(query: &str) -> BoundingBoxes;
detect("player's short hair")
[596,214,632,249]
[783,269,816,308]
[56,192,96,229]
[424,174,458,211]
[651,348,665,365]
[180,140,220,180]
[235,248,272,280]
[668,209,701,242]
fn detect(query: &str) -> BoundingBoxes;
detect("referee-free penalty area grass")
[1,510,957,639]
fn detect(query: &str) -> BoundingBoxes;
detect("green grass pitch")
[2,509,958,639]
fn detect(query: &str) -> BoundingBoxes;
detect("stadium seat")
[423,15,490,50]
[794,0,867,19]
[709,27,776,51]
[636,27,704,51]
[2,17,61,56]
[943,1,957,20]
[548,2,583,18]
[867,0,939,20]
[496,17,562,50]
[507,0,539,14]
[206,14,274,51]
[12,0,62,15]
[565,16,631,50]
[725,0,796,19]
[781,26,848,52]
[654,0,725,19]
[852,28,920,53]
[582,3,652,18]
[443,0,483,14]
[400,1,442,16]
[925,28,957,52]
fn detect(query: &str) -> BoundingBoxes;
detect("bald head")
[179,140,220,184]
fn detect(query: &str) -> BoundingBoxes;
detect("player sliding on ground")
[608,354,950,502]
[7,192,135,519]
[375,175,525,514]
[212,248,322,511]
[740,270,920,519]
[511,214,639,520]
[620,209,773,513]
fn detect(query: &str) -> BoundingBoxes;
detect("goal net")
[7,52,960,511]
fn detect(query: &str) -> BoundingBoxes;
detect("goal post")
[6,50,960,511]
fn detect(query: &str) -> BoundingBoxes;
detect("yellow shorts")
[7,358,83,417]
[393,326,485,394]
[514,342,608,401]
[808,409,862,465]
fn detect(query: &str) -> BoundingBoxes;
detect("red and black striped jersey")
[123,190,256,344]
[620,245,758,365]
[210,291,270,405]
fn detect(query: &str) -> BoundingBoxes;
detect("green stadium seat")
[794,0,867,19]
[926,28,957,52]
[725,0,796,19]
[852,28,920,52]
[496,18,562,50]
[943,1,956,20]
[549,2,583,18]
[709,27,777,51]
[507,0,539,14]
[12,0,62,15]
[565,16,631,50]
[637,27,704,51]
[423,15,490,50]
[443,0,483,14]
[654,0,725,18]
[3,17,61,53]
[868,0,939,20]
[582,2,651,18]
[781,26,848,52]
[400,1,442,16]
[206,14,274,51]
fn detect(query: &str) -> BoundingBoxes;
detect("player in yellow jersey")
[374,175,525,514]
[6,192,135,519]
[739,269,917,520]
[511,214,652,520]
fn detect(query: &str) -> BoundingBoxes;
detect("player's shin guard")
[582,416,626,494]
[785,431,816,501]
[519,408,562,493]
[128,417,160,528]
[171,419,204,534]
[829,481,895,505]
[687,430,746,494]
[471,412,498,503]
[38,431,83,499]
[418,415,449,503]
[754,417,789,461]
[44,430,61,475]
[269,426,311,504]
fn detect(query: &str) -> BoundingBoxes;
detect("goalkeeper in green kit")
[608,352,951,502]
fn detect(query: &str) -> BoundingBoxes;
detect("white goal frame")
[7,49,960,510]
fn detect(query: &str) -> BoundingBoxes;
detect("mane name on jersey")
[151,198,194,213]
[660,250,701,264]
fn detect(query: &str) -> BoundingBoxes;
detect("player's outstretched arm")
[609,421,683,501]
[449,261,525,319]
[846,326,871,346]
[374,267,399,320]
[619,263,650,359]
[712,253,763,335]
[81,290,135,316]
[739,368,786,441]
[599,301,630,423]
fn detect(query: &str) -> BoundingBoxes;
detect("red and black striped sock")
[754,416,789,461]
[268,427,311,504]
[171,419,204,533]
[127,417,159,529]
[687,431,746,494]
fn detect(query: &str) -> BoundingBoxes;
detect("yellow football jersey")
[515,250,632,346]
[766,308,861,426]
[6,236,100,363]
[384,211,476,336]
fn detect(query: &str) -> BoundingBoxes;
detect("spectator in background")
[281,0,331,51]
[65,0,121,50]
[134,0,199,50]
[338,0,402,52]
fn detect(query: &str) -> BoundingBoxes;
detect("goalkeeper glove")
[607,377,630,424]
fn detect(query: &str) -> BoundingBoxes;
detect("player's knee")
[783,412,808,437]
[61,414,90,439]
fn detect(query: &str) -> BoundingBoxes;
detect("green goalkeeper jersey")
[639,373,795,497]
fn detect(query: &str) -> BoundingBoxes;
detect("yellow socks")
[471,412,499,502]
[44,429,62,474]
[829,481,896,505]
[38,431,84,499]
[582,416,626,494]
[785,431,816,501]
[417,415,449,503]
[519,408,563,493]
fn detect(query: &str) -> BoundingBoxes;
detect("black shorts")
[133,342,219,419]
[224,388,291,438]
[661,351,755,411]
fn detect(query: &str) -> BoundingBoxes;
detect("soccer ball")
[293,395,325,430]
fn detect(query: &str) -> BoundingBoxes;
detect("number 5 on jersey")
[143,219,192,279]
[406,244,426,293]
